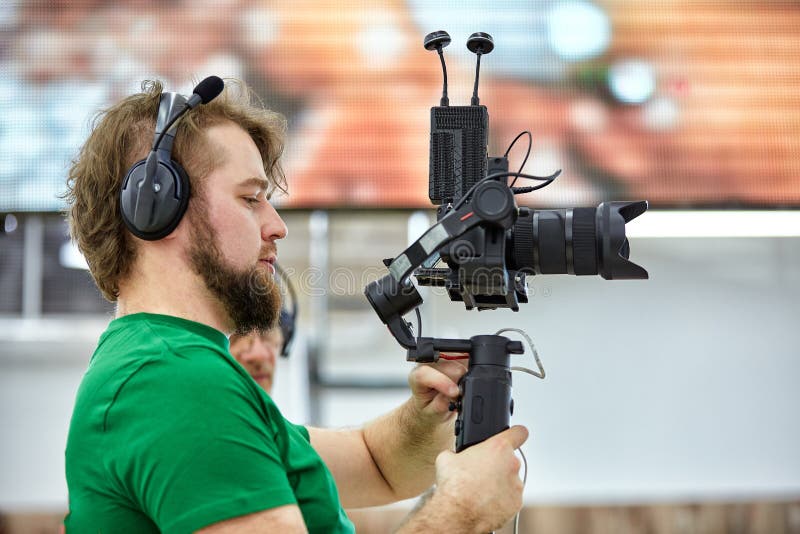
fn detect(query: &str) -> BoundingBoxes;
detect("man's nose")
[262,201,288,241]
[246,338,277,364]
[242,345,267,365]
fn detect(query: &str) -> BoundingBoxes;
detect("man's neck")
[116,263,232,336]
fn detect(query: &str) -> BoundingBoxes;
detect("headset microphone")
[120,76,224,240]
[186,75,225,109]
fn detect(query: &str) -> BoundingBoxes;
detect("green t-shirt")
[64,313,354,533]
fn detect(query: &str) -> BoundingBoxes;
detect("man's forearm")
[362,398,455,500]
[394,486,483,534]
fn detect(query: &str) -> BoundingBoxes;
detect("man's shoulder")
[101,312,227,352]
[94,313,230,367]
[80,314,243,410]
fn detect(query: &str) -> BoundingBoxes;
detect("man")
[229,326,283,394]
[63,79,527,532]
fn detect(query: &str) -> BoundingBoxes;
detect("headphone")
[274,263,298,358]
[120,77,224,240]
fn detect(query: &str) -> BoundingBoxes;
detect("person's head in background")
[230,326,284,394]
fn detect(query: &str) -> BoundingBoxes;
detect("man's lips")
[252,372,272,382]
[259,255,277,274]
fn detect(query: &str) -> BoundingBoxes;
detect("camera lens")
[508,201,648,280]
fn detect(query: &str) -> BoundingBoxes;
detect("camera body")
[422,101,648,312]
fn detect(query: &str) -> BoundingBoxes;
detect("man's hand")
[397,425,530,533]
[407,358,468,423]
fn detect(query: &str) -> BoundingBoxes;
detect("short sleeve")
[105,355,296,533]
[291,423,310,442]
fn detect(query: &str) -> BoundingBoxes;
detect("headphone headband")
[153,92,187,154]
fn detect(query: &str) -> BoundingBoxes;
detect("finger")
[426,359,468,386]
[438,354,469,370]
[412,365,460,397]
[427,394,457,418]
[410,364,460,398]
[495,425,529,450]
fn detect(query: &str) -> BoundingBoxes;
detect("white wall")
[1,236,799,510]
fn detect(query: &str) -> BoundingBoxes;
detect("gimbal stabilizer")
[364,31,649,452]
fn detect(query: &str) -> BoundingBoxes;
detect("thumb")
[494,425,529,450]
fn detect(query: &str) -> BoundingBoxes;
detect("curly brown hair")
[64,79,287,302]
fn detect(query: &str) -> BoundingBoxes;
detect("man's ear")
[162,225,182,241]
[163,210,191,241]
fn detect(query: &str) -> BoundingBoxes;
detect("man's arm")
[198,425,528,534]
[197,505,306,533]
[308,359,467,508]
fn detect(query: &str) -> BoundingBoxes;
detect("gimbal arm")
[364,180,525,451]
[365,179,519,358]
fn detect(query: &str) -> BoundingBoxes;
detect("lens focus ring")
[572,208,598,275]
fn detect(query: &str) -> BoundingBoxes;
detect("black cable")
[451,169,561,212]
[503,131,533,188]
[511,171,561,194]
[511,179,557,195]
[503,131,532,158]
[490,170,561,183]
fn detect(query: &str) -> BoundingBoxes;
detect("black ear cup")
[120,155,191,241]
[278,306,295,357]
[273,262,297,358]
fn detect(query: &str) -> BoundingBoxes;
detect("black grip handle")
[455,363,513,452]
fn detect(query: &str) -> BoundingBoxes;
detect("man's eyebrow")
[236,177,270,191]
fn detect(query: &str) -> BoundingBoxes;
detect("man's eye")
[244,197,261,206]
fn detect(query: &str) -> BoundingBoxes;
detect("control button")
[510,398,514,416]
[454,419,462,436]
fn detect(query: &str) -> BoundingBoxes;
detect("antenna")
[424,31,452,106]
[467,32,494,106]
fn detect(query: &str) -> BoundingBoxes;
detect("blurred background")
[1,0,799,532]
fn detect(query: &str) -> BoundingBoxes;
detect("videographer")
[63,78,528,533]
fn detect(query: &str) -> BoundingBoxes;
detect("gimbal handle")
[453,335,523,452]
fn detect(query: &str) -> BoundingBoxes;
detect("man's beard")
[187,206,282,336]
